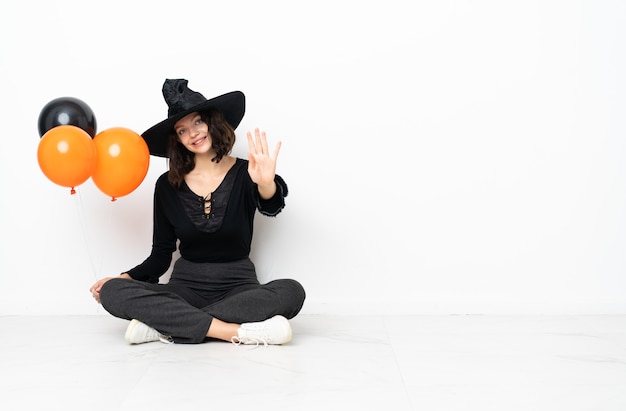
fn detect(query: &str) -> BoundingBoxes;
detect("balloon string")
[74,189,100,283]
[75,189,104,314]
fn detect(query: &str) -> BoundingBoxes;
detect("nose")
[189,123,202,136]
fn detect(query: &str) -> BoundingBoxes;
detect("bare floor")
[1,314,625,410]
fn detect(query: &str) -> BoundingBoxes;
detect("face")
[174,112,211,154]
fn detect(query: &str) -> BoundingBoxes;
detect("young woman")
[89,79,305,346]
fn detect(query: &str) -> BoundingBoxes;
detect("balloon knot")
[111,197,117,202]
[70,187,76,195]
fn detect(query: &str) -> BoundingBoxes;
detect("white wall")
[1,0,625,315]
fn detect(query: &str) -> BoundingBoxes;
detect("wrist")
[257,182,277,200]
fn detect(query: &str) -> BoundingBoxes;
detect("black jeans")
[99,257,306,343]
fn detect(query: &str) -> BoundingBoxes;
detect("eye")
[195,118,204,125]
[177,128,186,136]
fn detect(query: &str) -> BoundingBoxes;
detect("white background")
[0,0,624,315]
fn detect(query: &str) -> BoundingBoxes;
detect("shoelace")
[231,336,268,348]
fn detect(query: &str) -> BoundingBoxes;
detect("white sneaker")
[232,315,293,347]
[125,319,173,344]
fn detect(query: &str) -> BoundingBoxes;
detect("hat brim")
[141,90,245,157]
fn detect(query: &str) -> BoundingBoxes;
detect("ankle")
[206,318,241,342]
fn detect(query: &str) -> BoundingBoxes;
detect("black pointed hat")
[141,79,245,157]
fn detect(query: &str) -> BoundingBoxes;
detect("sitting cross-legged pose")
[89,79,305,346]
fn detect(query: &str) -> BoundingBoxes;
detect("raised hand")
[247,128,281,196]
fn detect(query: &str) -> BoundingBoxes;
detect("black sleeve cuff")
[258,175,288,216]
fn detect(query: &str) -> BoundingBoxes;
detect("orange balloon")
[37,125,96,194]
[92,127,150,201]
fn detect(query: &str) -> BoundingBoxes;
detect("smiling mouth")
[192,137,206,146]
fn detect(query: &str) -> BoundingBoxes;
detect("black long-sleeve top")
[126,158,288,283]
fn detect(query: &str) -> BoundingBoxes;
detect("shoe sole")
[274,315,293,345]
[124,319,142,344]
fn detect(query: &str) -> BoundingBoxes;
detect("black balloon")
[38,97,97,138]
